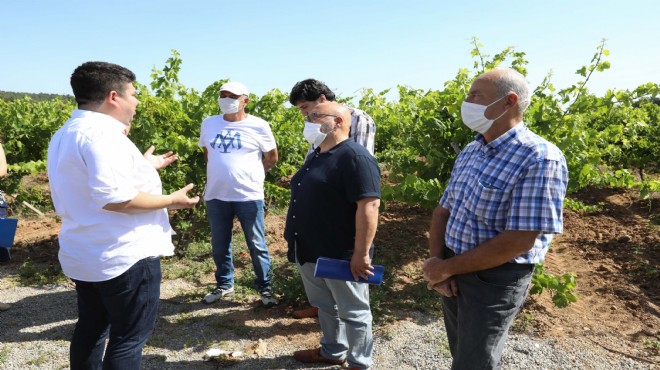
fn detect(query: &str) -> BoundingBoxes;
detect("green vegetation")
[2,40,659,310]
[530,264,578,308]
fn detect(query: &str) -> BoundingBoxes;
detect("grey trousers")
[297,261,373,369]
[441,260,533,370]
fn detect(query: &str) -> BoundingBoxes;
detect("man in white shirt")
[47,61,199,370]
[199,81,279,307]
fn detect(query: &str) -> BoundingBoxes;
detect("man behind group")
[47,61,199,369]
[199,81,279,307]
[290,78,375,155]
[288,78,376,319]
[423,68,568,369]
[285,102,380,370]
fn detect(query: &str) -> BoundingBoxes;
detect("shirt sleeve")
[83,132,140,208]
[344,153,381,203]
[198,120,206,148]
[506,157,568,233]
[258,122,277,153]
[351,111,376,155]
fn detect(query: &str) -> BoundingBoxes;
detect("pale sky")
[1,1,658,100]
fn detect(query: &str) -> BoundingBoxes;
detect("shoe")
[260,288,278,308]
[293,348,344,365]
[0,302,10,311]
[202,287,234,304]
[292,305,319,319]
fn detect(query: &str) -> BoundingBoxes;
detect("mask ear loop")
[487,94,511,121]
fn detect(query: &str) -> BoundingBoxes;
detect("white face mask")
[218,96,242,114]
[303,121,327,147]
[460,95,508,134]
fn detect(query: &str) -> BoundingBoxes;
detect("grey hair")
[493,68,530,114]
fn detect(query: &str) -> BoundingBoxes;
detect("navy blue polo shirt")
[285,139,381,265]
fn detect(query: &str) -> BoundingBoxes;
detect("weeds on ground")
[512,311,536,334]
[18,258,66,285]
[642,337,660,355]
[564,198,604,213]
[0,346,9,364]
[162,241,216,283]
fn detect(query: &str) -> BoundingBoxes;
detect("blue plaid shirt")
[440,123,568,264]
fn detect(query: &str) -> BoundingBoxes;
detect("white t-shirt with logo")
[199,114,276,202]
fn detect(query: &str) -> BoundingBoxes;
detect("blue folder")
[314,257,385,286]
[0,218,18,248]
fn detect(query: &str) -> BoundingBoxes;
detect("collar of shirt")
[474,122,527,155]
[71,109,127,134]
[315,138,350,156]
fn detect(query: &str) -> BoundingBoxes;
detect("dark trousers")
[70,257,161,370]
[441,249,533,370]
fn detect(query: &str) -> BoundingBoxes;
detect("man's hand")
[431,278,459,297]
[423,257,454,290]
[144,146,177,170]
[168,183,200,209]
[350,254,375,282]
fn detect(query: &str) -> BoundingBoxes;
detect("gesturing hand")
[144,146,178,170]
[169,183,200,209]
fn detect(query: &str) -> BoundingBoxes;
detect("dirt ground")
[4,187,660,365]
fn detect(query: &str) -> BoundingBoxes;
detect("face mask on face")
[218,97,242,114]
[303,121,327,147]
[460,95,509,134]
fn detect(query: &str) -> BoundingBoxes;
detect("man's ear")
[317,94,327,103]
[505,93,519,110]
[106,90,120,107]
[335,115,345,128]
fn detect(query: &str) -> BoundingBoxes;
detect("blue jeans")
[70,257,161,370]
[298,260,373,369]
[206,199,273,291]
[441,261,533,370]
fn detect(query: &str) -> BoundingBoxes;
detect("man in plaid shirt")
[423,68,568,369]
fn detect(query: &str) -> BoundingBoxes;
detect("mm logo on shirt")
[211,130,242,153]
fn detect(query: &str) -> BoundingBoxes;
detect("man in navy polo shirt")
[285,102,380,370]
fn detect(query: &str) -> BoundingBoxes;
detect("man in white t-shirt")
[47,61,199,370]
[199,81,279,307]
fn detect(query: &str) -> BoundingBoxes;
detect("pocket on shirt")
[466,180,509,227]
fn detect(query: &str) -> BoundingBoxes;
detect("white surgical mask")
[460,95,508,134]
[303,121,327,147]
[218,97,242,114]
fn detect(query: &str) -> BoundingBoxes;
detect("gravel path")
[0,281,655,370]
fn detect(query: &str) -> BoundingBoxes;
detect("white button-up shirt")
[48,110,174,282]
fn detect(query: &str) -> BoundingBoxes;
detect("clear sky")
[1,1,658,100]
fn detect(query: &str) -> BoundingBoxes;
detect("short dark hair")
[288,78,336,105]
[70,61,136,107]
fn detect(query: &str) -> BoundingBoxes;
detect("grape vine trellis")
[0,41,658,307]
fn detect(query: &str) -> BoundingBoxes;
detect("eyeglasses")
[307,112,337,123]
